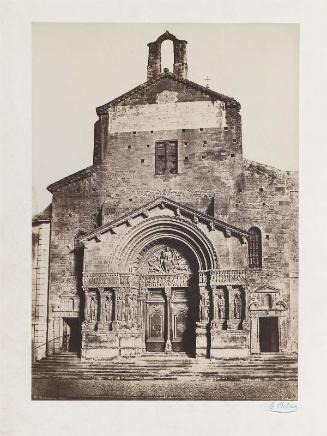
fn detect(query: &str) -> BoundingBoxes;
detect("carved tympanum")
[138,243,191,274]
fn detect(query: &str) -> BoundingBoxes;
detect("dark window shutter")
[248,227,262,268]
[155,141,178,175]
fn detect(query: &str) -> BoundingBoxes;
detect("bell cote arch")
[147,30,188,80]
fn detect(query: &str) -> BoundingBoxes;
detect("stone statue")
[160,247,175,272]
[117,294,124,321]
[199,294,209,321]
[90,296,97,322]
[104,294,112,322]
[234,294,242,319]
[217,291,225,319]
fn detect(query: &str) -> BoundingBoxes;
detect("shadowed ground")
[33,378,297,401]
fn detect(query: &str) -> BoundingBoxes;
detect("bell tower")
[147,30,188,81]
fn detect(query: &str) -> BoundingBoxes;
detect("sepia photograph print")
[32,23,299,401]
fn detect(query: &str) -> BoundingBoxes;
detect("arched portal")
[136,238,198,355]
[108,216,217,356]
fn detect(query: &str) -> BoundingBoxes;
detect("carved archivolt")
[109,216,218,272]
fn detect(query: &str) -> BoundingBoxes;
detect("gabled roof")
[79,196,248,243]
[96,70,241,116]
[47,166,94,193]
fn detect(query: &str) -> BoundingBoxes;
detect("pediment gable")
[79,197,248,244]
[96,72,240,115]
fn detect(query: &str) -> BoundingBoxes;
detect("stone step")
[32,352,297,382]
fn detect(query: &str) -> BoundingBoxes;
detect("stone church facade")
[32,31,298,362]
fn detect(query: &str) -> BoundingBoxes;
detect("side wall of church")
[241,161,298,353]
[32,221,50,360]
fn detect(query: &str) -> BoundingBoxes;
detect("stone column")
[139,289,147,353]
[250,315,260,353]
[111,288,121,331]
[97,287,107,332]
[196,285,210,357]
[164,286,172,353]
[83,287,89,322]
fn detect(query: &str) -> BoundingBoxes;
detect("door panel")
[145,289,166,352]
[171,288,195,355]
[259,317,279,352]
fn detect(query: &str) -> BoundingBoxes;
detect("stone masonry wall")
[32,221,50,360]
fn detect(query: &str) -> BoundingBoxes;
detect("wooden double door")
[145,288,196,356]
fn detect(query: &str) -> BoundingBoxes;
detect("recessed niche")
[184,156,189,162]
[233,139,237,143]
[147,144,150,148]
[231,154,235,157]
[133,131,136,134]
[200,128,203,131]
[150,130,153,133]
[224,127,228,131]
[141,159,145,165]
[201,155,206,159]
[266,234,270,240]
[182,129,186,132]
[259,188,264,192]
[184,142,188,146]
[128,145,131,149]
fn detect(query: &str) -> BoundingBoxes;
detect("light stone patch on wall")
[108,100,226,133]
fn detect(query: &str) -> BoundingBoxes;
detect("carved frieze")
[83,269,247,290]
[145,273,191,288]
[210,269,246,285]
[83,272,120,287]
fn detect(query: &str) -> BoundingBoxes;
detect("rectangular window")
[155,141,178,175]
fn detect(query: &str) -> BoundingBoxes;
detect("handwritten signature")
[269,401,297,413]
